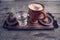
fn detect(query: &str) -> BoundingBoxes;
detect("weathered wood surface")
[0,1,60,40]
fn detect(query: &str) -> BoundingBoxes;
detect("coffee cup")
[28,2,46,24]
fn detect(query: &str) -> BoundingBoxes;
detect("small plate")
[39,14,53,26]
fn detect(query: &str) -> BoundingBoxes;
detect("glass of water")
[15,11,28,26]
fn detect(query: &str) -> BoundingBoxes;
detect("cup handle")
[41,10,49,22]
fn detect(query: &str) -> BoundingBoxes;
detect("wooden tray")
[3,13,58,30]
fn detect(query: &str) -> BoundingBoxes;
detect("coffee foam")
[28,3,43,11]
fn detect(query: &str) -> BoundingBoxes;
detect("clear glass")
[14,11,28,26]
